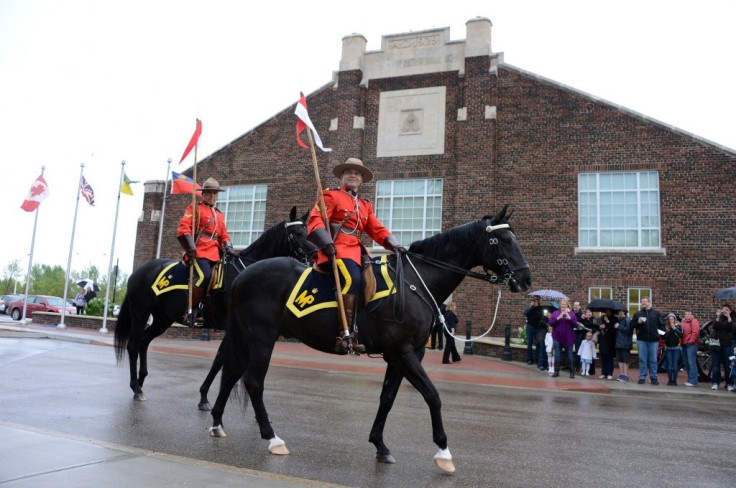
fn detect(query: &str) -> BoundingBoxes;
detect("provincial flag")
[121,172,139,196]
[295,93,331,152]
[171,171,202,195]
[21,174,50,212]
[179,119,202,164]
[80,176,95,206]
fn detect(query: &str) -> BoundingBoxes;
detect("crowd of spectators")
[524,295,736,391]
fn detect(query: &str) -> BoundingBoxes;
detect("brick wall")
[134,54,736,338]
[30,312,225,340]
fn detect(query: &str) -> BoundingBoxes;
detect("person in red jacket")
[680,310,700,386]
[308,158,407,354]
[177,178,237,312]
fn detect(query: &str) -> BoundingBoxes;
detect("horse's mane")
[238,219,286,258]
[236,211,309,263]
[408,207,511,257]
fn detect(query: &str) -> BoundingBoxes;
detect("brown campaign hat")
[200,177,225,192]
[332,158,373,183]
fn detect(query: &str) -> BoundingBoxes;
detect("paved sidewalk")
[2,321,732,399]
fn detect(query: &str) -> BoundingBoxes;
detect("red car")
[7,295,76,321]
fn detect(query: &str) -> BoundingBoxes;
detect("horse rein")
[397,221,524,342]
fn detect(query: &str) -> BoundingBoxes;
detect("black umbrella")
[587,298,617,312]
[713,287,736,300]
[613,301,628,313]
[77,279,101,292]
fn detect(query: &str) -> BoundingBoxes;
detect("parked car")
[1,294,22,314]
[7,295,76,321]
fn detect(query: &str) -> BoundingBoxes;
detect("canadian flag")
[21,175,50,212]
[295,93,331,152]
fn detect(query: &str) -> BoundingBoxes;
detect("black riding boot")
[183,287,205,326]
[334,294,366,354]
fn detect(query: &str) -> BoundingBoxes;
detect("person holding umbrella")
[549,298,578,378]
[73,287,87,315]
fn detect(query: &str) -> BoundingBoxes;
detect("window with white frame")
[219,185,267,247]
[374,178,443,246]
[578,171,660,249]
[588,287,612,302]
[627,288,652,317]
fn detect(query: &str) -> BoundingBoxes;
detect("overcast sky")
[2,0,734,282]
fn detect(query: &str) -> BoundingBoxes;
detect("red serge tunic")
[307,186,392,266]
[177,202,231,262]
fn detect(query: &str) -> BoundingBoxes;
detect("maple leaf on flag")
[21,174,50,212]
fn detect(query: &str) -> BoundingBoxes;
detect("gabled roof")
[503,63,736,158]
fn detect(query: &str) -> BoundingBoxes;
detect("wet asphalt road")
[1,336,734,487]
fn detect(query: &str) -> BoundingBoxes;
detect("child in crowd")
[663,313,683,386]
[577,331,597,376]
[545,325,555,376]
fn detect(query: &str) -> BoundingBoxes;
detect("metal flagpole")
[59,163,85,328]
[156,158,172,259]
[20,165,45,326]
[304,123,350,337]
[101,161,125,334]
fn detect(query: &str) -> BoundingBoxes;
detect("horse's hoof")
[133,393,147,402]
[268,435,289,455]
[209,425,227,438]
[198,402,212,411]
[434,448,455,474]
[376,454,396,464]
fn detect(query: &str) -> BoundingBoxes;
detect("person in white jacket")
[577,331,597,376]
[544,325,555,376]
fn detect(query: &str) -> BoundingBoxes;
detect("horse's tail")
[114,298,132,363]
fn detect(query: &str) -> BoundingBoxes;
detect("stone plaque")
[376,87,445,157]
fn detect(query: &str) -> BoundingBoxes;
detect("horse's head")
[480,206,532,293]
[284,206,318,264]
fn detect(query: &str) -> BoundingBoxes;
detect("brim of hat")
[200,188,225,192]
[332,163,373,182]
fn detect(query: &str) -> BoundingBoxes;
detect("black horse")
[208,206,531,473]
[114,206,315,402]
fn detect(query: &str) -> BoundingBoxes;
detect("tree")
[1,259,22,294]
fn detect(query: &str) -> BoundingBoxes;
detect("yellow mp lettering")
[295,290,315,308]
[156,277,170,289]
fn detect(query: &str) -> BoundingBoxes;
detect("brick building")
[134,17,736,333]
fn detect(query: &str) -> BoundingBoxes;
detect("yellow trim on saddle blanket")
[286,259,352,318]
[151,260,205,296]
[367,254,397,303]
[285,256,396,317]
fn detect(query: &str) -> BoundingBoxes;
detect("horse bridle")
[482,220,529,287]
[284,220,311,265]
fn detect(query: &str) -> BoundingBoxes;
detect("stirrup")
[334,332,365,355]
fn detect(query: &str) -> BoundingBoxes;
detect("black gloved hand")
[384,235,408,254]
[185,249,196,265]
[322,243,336,258]
[224,242,239,257]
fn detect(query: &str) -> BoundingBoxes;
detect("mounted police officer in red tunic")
[177,177,238,317]
[307,158,407,354]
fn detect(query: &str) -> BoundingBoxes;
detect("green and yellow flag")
[121,172,139,196]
